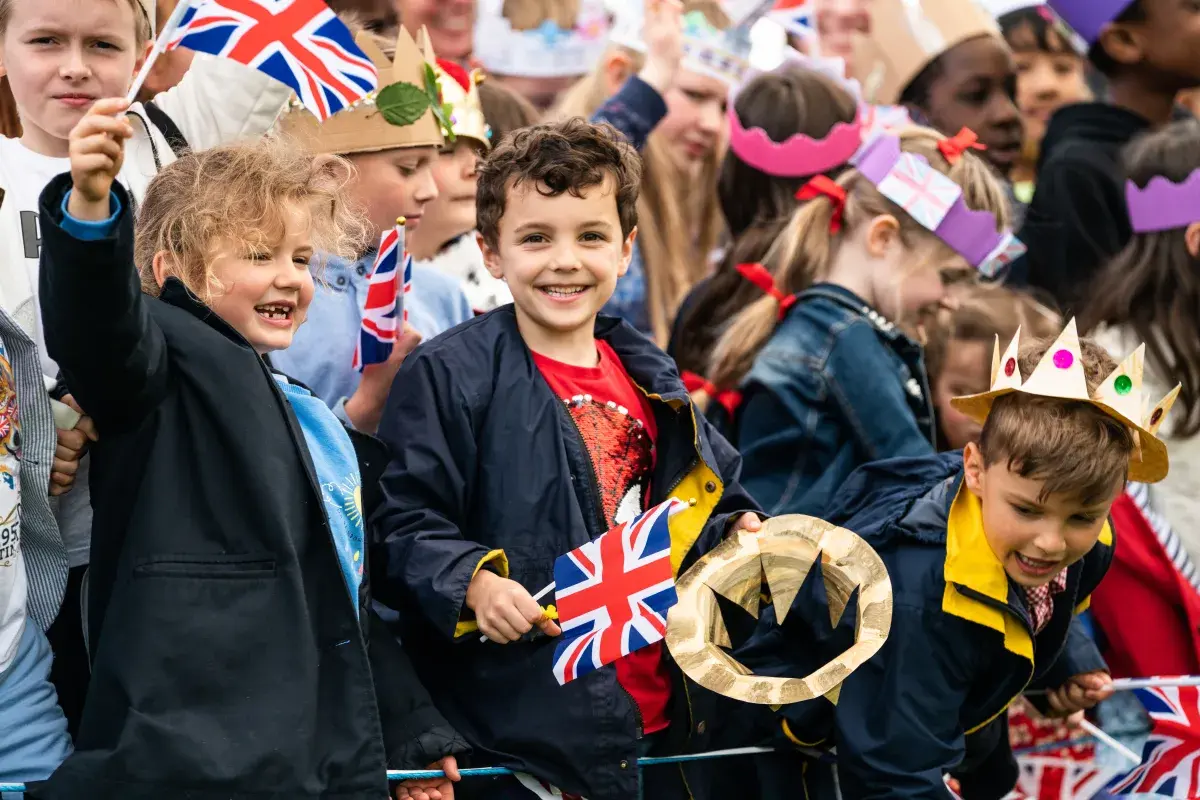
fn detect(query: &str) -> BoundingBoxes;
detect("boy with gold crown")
[751,320,1179,797]
[274,25,476,435]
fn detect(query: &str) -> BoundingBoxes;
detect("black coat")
[34,174,465,799]
[370,306,762,800]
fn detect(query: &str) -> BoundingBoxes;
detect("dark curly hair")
[476,118,642,249]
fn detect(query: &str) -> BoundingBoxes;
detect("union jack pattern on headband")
[166,0,377,120]
[353,226,409,370]
[551,498,685,685]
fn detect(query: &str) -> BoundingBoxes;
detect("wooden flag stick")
[125,0,194,105]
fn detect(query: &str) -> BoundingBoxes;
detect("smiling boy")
[370,118,762,800]
[757,320,1179,798]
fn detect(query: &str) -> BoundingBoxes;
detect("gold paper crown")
[279,25,444,156]
[423,33,492,150]
[951,319,1182,483]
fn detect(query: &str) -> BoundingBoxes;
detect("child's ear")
[477,231,504,281]
[151,251,175,288]
[1186,222,1200,259]
[617,226,637,278]
[864,214,901,259]
[1094,23,1144,68]
[963,441,986,499]
[603,51,634,97]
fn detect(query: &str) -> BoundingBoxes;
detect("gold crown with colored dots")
[423,35,492,151]
[951,319,1181,484]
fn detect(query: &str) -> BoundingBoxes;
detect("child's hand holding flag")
[68,98,135,221]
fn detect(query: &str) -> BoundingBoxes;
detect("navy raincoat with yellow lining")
[369,306,761,800]
[756,451,1111,799]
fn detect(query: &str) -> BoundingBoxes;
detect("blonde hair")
[134,138,369,302]
[0,0,152,44]
[708,126,1010,389]
[556,38,725,345]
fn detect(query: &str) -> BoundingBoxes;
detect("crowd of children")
[3,0,1200,797]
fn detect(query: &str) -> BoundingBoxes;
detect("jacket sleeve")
[591,75,668,151]
[826,324,936,464]
[1015,151,1130,312]
[369,349,506,640]
[148,53,292,151]
[37,175,170,433]
[366,609,471,767]
[834,604,972,799]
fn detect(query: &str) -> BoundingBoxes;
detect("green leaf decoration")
[375,81,431,127]
[423,63,441,103]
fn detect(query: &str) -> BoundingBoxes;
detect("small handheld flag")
[353,222,409,370]
[551,498,686,685]
[1107,685,1200,796]
[163,0,378,120]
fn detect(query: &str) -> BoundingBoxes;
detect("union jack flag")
[352,226,410,370]
[1010,757,1123,800]
[769,0,815,37]
[1107,686,1200,797]
[876,152,964,231]
[165,0,378,121]
[551,498,686,685]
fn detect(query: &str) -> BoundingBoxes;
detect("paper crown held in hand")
[951,319,1182,484]
[666,515,892,705]
[278,25,446,156]
[473,0,610,78]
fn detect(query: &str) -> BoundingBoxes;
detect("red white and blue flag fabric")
[769,0,815,37]
[551,498,685,686]
[1107,685,1200,796]
[1010,757,1124,800]
[165,0,378,120]
[353,226,410,370]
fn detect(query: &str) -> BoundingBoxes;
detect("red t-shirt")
[533,340,672,734]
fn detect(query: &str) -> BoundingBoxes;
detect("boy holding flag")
[370,117,762,800]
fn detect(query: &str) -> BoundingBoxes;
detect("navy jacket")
[734,284,936,517]
[370,306,760,800]
[744,452,1111,799]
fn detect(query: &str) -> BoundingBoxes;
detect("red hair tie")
[736,262,797,320]
[938,128,987,165]
[795,175,847,233]
[682,371,744,417]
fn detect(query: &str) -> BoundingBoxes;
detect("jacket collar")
[159,277,257,351]
[797,283,919,350]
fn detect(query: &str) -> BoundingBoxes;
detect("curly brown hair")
[476,118,642,249]
[134,137,369,301]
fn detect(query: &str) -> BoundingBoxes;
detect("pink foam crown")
[727,105,865,179]
[1126,169,1200,233]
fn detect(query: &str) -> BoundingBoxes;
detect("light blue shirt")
[273,251,474,407]
[273,375,364,611]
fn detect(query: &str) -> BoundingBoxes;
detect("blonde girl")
[711,126,1013,516]
[35,104,465,799]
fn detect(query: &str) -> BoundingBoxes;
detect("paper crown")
[1126,171,1200,233]
[609,0,770,86]
[473,0,610,78]
[978,0,1038,16]
[279,26,444,155]
[432,54,492,149]
[951,319,1181,483]
[851,0,1000,104]
[850,132,1025,278]
[728,106,864,178]
[1047,0,1134,45]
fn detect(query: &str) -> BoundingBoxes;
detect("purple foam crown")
[851,133,1021,277]
[1127,170,1200,233]
[1047,0,1135,44]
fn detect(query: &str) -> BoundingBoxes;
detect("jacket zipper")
[952,582,1036,734]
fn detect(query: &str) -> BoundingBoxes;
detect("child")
[669,61,860,389]
[272,26,473,433]
[1082,117,1200,567]
[763,323,1175,797]
[709,127,1013,517]
[924,282,1060,451]
[1017,0,1200,311]
[995,3,1090,205]
[34,103,465,799]
[478,77,538,141]
[406,60,513,313]
[370,118,762,800]
[851,0,1023,179]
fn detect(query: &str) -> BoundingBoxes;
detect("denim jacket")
[735,284,936,517]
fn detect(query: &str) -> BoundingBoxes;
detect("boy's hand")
[68,98,134,221]
[345,323,422,434]
[394,755,460,800]
[728,512,763,535]
[50,395,98,497]
[1046,671,1114,717]
[466,569,561,643]
[638,0,684,95]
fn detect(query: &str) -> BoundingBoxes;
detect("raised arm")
[38,99,170,433]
